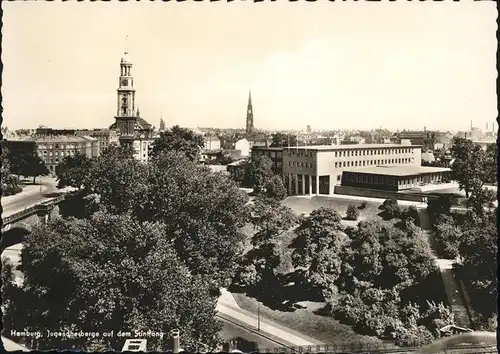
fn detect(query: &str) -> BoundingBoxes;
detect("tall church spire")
[246,90,254,136]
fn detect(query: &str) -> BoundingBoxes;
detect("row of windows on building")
[332,148,414,157]
[287,148,415,158]
[346,173,432,186]
[334,157,414,168]
[37,143,91,150]
[254,151,283,159]
[38,150,86,157]
[288,157,415,168]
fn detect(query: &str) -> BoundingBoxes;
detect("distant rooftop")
[344,165,451,177]
[252,146,284,151]
[15,135,97,143]
[283,143,422,151]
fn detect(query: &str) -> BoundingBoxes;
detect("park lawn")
[282,196,383,222]
[232,292,384,347]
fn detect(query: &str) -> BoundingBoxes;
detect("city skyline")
[2,1,497,132]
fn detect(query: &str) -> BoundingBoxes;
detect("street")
[1,176,59,217]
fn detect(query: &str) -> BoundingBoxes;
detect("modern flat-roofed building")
[282,142,422,196]
[341,165,452,192]
[251,146,284,175]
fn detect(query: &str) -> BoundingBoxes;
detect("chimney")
[170,329,180,353]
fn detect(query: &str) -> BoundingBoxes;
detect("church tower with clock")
[114,50,137,142]
[110,49,154,162]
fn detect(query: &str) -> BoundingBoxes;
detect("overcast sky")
[2,1,497,132]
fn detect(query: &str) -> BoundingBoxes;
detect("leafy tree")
[345,204,359,221]
[24,154,49,184]
[341,219,436,292]
[244,155,274,194]
[55,152,90,189]
[466,185,496,216]
[291,208,348,299]
[269,133,297,148]
[457,211,497,317]
[5,142,48,183]
[358,201,368,210]
[81,148,149,216]
[1,143,20,195]
[236,198,299,288]
[378,198,401,219]
[427,195,452,227]
[2,213,222,351]
[151,125,204,161]
[264,175,287,201]
[483,144,497,184]
[248,198,298,249]
[400,205,420,227]
[434,215,462,259]
[450,137,486,198]
[214,151,234,166]
[135,151,249,288]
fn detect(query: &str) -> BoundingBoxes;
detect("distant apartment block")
[75,129,119,153]
[13,135,100,174]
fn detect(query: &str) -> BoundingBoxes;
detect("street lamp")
[257,301,260,331]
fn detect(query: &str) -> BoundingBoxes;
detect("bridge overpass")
[1,195,65,252]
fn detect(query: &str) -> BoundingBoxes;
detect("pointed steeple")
[159,112,166,132]
[246,90,254,136]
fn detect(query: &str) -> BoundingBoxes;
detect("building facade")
[341,166,452,192]
[14,135,100,174]
[75,129,119,153]
[282,142,422,196]
[204,136,221,151]
[109,50,155,163]
[235,138,251,157]
[251,146,284,175]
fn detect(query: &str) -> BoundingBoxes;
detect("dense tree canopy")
[450,137,486,198]
[54,148,249,288]
[55,152,90,189]
[5,143,49,183]
[1,143,21,195]
[2,213,222,351]
[456,211,497,317]
[288,209,445,344]
[244,155,274,194]
[291,208,348,301]
[483,144,497,184]
[151,125,204,161]
[269,133,297,148]
[264,175,287,201]
[234,198,299,289]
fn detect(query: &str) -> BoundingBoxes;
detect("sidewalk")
[423,231,471,329]
[217,289,322,347]
[293,194,427,208]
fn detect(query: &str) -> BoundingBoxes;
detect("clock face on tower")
[121,79,128,86]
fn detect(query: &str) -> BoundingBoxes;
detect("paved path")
[423,230,471,329]
[217,289,322,347]
[292,194,427,208]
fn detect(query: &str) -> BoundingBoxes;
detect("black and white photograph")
[0,1,497,353]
